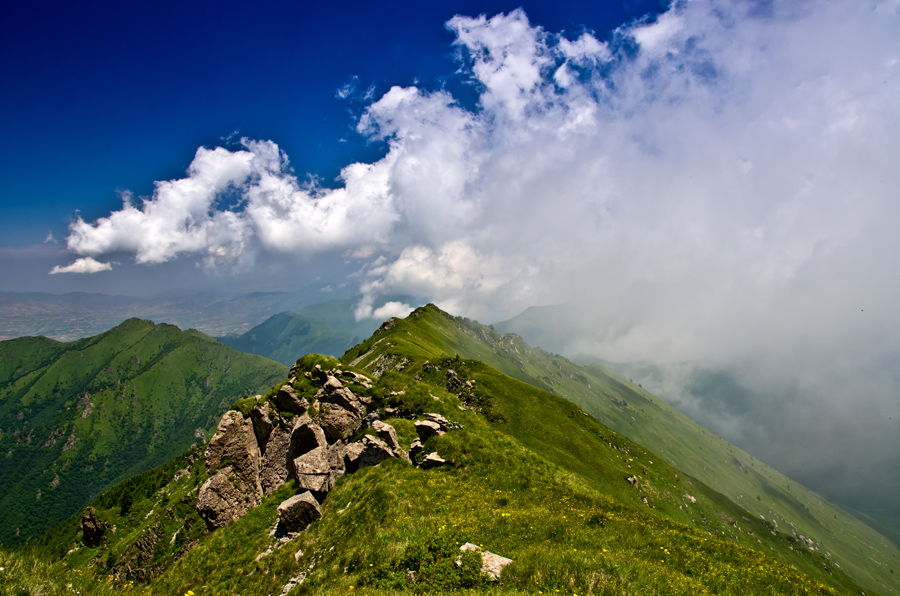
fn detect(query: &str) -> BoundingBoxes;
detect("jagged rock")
[318,386,366,417]
[420,452,447,469]
[414,420,444,442]
[459,543,512,580]
[272,385,309,415]
[198,410,264,527]
[343,442,366,472]
[250,403,274,449]
[259,417,293,496]
[319,403,362,442]
[372,420,401,453]
[323,375,343,391]
[197,467,263,529]
[358,435,395,467]
[81,507,104,547]
[277,492,322,533]
[204,411,262,495]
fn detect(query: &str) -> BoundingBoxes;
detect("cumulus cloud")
[50,256,113,274]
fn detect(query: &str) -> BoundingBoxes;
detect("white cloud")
[50,257,113,274]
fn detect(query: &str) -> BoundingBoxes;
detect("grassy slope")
[354,305,899,595]
[217,310,362,365]
[0,318,287,544]
[15,321,869,596]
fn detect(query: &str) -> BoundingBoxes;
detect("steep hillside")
[364,305,899,595]
[0,319,287,544]
[217,311,362,364]
[8,324,870,595]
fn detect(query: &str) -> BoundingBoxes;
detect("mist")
[55,0,900,533]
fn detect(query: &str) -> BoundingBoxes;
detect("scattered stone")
[277,492,322,533]
[358,435,395,467]
[422,412,450,432]
[420,452,447,469]
[627,476,638,486]
[414,420,444,442]
[458,543,512,580]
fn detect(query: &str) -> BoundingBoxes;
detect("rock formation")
[197,362,459,534]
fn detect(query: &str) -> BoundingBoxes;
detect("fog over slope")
[55,1,900,538]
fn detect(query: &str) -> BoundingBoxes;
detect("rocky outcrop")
[81,507,105,547]
[277,492,322,533]
[198,410,264,529]
[197,363,460,534]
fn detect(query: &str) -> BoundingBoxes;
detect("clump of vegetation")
[361,527,486,592]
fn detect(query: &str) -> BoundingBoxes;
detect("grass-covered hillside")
[0,316,873,595]
[217,310,362,365]
[0,318,287,544]
[350,305,899,595]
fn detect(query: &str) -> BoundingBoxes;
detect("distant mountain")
[217,311,363,365]
[9,305,880,595]
[295,297,406,339]
[0,319,287,543]
[0,289,341,341]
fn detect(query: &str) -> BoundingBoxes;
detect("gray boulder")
[197,467,263,529]
[372,420,401,453]
[423,413,450,432]
[319,403,362,442]
[420,452,447,469]
[276,492,322,533]
[272,384,309,415]
[289,415,328,458]
[204,411,262,496]
[292,445,344,495]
